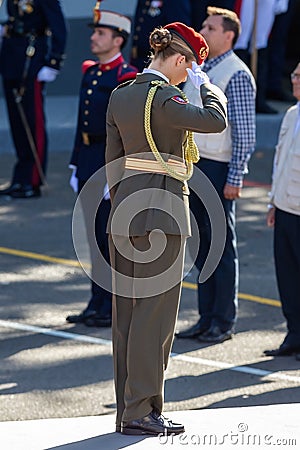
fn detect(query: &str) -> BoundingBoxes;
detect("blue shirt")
[203,50,256,187]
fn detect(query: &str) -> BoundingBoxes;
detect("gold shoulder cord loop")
[144,81,199,182]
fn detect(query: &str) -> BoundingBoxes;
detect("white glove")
[37,66,59,82]
[103,182,110,200]
[69,168,78,193]
[186,62,210,89]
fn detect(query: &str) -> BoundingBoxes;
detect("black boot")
[0,183,21,195]
[256,48,278,114]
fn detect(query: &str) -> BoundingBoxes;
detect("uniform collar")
[99,53,124,71]
[143,68,169,83]
[135,72,168,84]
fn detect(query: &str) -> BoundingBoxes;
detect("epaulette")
[154,83,188,104]
[115,79,135,90]
[81,60,97,74]
[117,63,138,83]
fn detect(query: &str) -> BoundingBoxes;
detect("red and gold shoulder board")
[82,60,97,74]
[171,96,188,104]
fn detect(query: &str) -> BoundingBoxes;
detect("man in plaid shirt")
[177,7,256,343]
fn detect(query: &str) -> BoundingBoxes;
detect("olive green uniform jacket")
[106,72,227,237]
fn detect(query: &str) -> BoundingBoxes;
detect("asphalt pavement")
[1,97,300,449]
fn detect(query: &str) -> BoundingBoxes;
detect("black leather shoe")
[176,320,210,339]
[121,410,184,436]
[10,184,41,198]
[0,183,22,195]
[264,344,300,357]
[85,314,112,328]
[66,308,97,324]
[197,325,233,343]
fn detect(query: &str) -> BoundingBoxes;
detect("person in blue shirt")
[177,7,256,343]
[65,7,138,328]
[0,0,67,198]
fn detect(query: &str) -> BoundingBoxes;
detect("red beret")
[164,22,209,65]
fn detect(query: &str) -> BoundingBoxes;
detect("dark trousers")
[78,180,112,317]
[189,158,238,331]
[3,78,47,187]
[274,208,300,346]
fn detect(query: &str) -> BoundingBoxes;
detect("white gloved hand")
[69,168,78,193]
[103,182,110,200]
[186,62,210,89]
[37,66,59,82]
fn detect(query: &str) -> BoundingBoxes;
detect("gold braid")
[144,80,199,182]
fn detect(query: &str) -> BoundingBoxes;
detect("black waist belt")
[82,132,106,145]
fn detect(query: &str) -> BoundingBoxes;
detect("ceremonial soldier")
[65,6,138,328]
[130,0,192,71]
[106,22,226,435]
[0,0,67,198]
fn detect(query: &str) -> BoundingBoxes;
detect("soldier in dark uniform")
[106,22,227,435]
[0,0,67,198]
[131,0,192,71]
[65,7,138,328]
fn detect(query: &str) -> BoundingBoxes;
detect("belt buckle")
[82,132,90,146]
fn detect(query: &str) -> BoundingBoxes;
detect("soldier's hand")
[37,66,59,82]
[69,168,78,193]
[186,61,210,89]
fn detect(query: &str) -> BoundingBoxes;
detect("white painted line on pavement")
[1,319,300,385]
[170,353,300,384]
[0,319,111,346]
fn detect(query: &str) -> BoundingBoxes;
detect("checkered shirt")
[203,50,256,187]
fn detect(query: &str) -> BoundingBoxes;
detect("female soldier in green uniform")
[106,22,227,436]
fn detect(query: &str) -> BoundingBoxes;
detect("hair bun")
[149,27,172,51]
